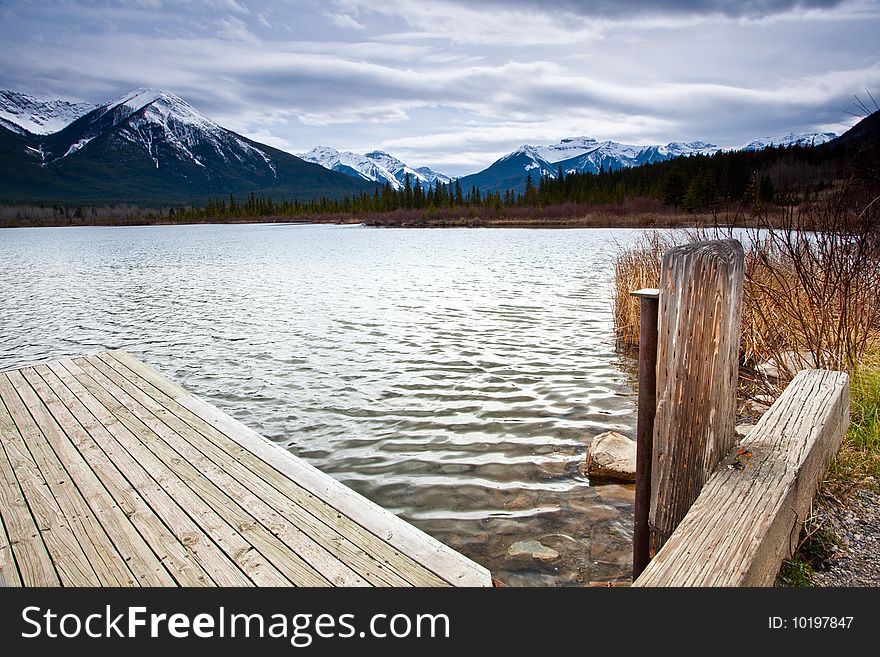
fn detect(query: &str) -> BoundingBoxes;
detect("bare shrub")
[613,182,880,380]
[744,183,880,376]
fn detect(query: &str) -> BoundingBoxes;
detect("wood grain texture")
[108,350,491,587]
[17,367,175,586]
[31,364,213,586]
[96,354,411,586]
[649,239,744,553]
[0,375,99,585]
[0,351,491,587]
[0,397,55,586]
[64,358,296,587]
[77,355,356,587]
[47,360,252,587]
[635,369,849,586]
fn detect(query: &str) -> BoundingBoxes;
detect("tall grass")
[613,232,665,349]
[744,186,880,376]
[827,348,880,484]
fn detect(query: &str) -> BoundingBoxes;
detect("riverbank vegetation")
[0,197,770,229]
[614,183,880,374]
[611,178,880,585]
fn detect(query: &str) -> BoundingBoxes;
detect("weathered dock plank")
[0,398,58,587]
[0,351,492,587]
[34,363,215,586]
[0,378,98,585]
[16,368,174,586]
[103,352,447,586]
[92,354,402,586]
[46,360,252,586]
[634,369,849,587]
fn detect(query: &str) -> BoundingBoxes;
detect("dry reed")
[613,184,880,381]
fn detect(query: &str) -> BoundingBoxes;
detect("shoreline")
[0,212,766,230]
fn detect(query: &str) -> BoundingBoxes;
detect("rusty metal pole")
[630,288,659,579]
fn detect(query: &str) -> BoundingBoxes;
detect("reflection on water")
[0,223,642,585]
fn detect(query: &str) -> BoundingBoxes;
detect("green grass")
[776,527,841,587]
[826,350,880,487]
[779,348,879,586]
[776,556,815,587]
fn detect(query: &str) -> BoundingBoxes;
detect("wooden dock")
[0,351,492,587]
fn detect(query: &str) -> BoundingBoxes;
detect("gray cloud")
[0,0,877,175]
[431,0,849,19]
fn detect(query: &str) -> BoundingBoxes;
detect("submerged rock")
[584,431,637,482]
[507,539,560,561]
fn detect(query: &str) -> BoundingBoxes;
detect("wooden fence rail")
[634,368,849,586]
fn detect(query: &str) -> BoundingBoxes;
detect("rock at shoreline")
[757,351,817,380]
[507,540,560,561]
[584,431,637,482]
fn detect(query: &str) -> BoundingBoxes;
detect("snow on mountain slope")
[741,132,838,151]
[535,137,717,166]
[1,87,376,204]
[39,87,278,178]
[364,150,451,188]
[525,136,602,163]
[458,137,723,194]
[114,88,274,173]
[658,141,719,157]
[0,89,95,134]
[299,146,450,190]
[299,146,387,183]
[502,137,721,180]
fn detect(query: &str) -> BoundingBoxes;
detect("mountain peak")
[299,147,450,190]
[741,131,837,151]
[104,88,214,127]
[0,89,95,135]
[106,88,190,113]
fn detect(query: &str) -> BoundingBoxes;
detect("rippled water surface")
[0,223,642,585]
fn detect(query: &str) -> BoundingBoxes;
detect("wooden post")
[630,288,659,579]
[634,369,849,586]
[649,239,744,554]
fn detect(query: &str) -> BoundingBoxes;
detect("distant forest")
[3,112,878,228]
[173,139,872,219]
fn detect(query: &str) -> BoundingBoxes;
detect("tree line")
[5,130,869,227]
[168,140,853,223]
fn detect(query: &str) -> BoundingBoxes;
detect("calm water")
[0,223,642,586]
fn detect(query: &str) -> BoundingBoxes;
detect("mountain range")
[0,87,841,204]
[298,146,451,191]
[741,132,839,151]
[457,133,837,194]
[0,88,376,204]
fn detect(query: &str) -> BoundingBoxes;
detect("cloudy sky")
[1,0,878,176]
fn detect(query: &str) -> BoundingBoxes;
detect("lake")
[0,223,643,586]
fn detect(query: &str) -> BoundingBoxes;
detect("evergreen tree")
[404,174,413,208]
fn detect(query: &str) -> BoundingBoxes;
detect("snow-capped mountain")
[456,131,843,195]
[457,137,720,195]
[508,135,713,167]
[0,89,95,135]
[298,146,450,190]
[0,87,376,204]
[40,87,280,177]
[741,132,838,151]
